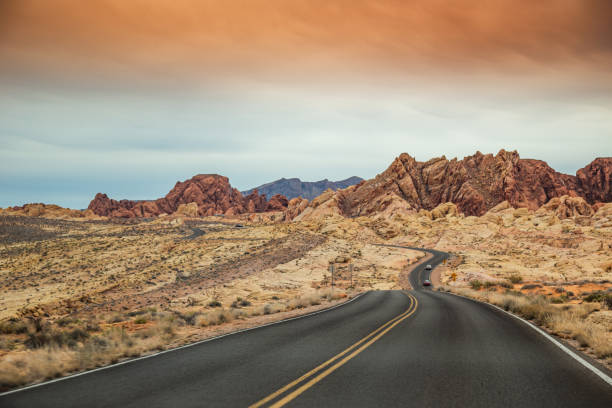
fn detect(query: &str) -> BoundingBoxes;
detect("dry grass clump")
[440,286,611,359]
[0,326,164,390]
[195,309,237,327]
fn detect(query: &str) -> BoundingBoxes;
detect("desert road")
[2,249,612,407]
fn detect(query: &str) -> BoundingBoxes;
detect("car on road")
[425,264,432,270]
[423,279,432,286]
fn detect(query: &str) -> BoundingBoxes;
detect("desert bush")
[508,274,523,284]
[126,310,147,317]
[230,297,252,308]
[0,337,16,351]
[133,317,148,325]
[583,292,612,309]
[262,303,286,315]
[0,318,28,334]
[196,309,235,327]
[521,283,543,290]
[207,300,222,308]
[174,311,199,326]
[25,327,90,349]
[469,280,482,290]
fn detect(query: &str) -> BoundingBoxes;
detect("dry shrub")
[0,318,29,334]
[286,292,326,310]
[318,288,345,301]
[195,309,235,327]
[0,326,156,389]
[0,348,77,389]
[508,274,523,284]
[261,303,286,315]
[469,280,482,290]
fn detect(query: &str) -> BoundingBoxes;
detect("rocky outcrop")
[289,151,612,218]
[576,158,612,205]
[88,174,289,218]
[284,197,310,220]
[538,196,594,219]
[242,176,363,200]
[1,203,100,219]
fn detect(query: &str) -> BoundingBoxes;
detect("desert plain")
[1,193,611,389]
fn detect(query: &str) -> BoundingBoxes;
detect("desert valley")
[1,150,611,390]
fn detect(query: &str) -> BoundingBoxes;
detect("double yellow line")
[249,292,418,408]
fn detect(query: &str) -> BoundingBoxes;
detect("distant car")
[425,264,432,270]
[423,279,432,286]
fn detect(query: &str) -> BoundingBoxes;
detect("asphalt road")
[2,248,611,407]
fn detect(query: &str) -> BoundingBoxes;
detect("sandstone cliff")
[88,174,288,218]
[289,150,612,218]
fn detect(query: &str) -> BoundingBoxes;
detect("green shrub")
[469,280,483,290]
[583,292,612,308]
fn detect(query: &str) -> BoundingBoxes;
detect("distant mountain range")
[84,151,611,219]
[242,177,363,200]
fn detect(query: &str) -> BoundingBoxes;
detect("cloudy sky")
[1,0,611,208]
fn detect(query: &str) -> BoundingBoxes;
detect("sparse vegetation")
[469,280,482,290]
[508,274,523,284]
[583,291,612,308]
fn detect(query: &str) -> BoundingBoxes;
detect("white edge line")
[445,291,612,388]
[0,292,366,397]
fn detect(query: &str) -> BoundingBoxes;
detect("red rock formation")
[88,174,289,218]
[266,194,289,211]
[576,158,612,205]
[330,150,611,217]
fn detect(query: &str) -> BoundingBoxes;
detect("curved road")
[2,248,611,407]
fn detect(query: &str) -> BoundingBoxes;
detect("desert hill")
[289,150,612,219]
[242,176,363,200]
[88,174,289,218]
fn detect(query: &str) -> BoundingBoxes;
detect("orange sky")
[1,1,611,208]
[2,0,611,83]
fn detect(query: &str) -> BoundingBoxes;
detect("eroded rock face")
[1,203,99,219]
[538,196,594,219]
[88,174,289,218]
[317,151,611,217]
[576,158,612,205]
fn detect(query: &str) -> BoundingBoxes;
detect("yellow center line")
[249,293,418,408]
